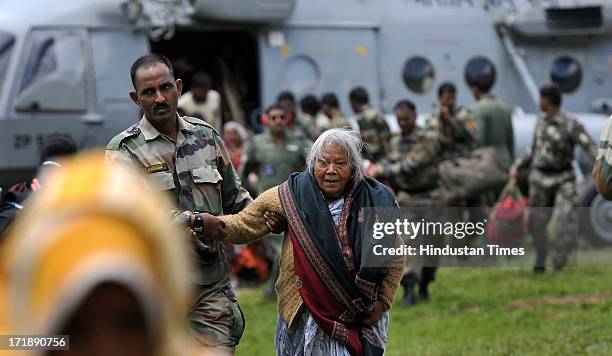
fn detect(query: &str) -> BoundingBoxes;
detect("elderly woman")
[214,129,403,356]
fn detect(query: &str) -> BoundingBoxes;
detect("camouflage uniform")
[241,129,310,297]
[329,113,351,129]
[426,105,477,159]
[593,115,612,199]
[513,110,598,269]
[379,127,443,302]
[426,105,481,252]
[356,105,391,163]
[106,114,251,351]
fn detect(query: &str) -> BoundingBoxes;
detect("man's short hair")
[130,53,175,89]
[266,104,286,115]
[394,100,416,114]
[467,75,494,93]
[40,133,77,164]
[277,91,295,104]
[437,82,456,98]
[349,87,369,105]
[321,93,340,109]
[300,95,320,116]
[540,84,562,107]
[192,72,212,89]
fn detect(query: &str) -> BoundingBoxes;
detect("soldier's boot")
[532,227,548,274]
[400,273,417,307]
[418,280,430,302]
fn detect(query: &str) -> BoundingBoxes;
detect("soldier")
[468,75,514,170]
[593,114,612,199]
[371,100,442,306]
[299,94,330,140]
[511,85,598,273]
[105,53,282,354]
[277,91,306,138]
[242,104,310,299]
[321,92,351,129]
[426,82,477,159]
[349,87,391,162]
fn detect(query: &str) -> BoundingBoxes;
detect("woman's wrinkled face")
[314,143,352,202]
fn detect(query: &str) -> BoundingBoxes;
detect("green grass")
[235,267,612,355]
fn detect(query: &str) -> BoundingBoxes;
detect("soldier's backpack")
[486,178,528,246]
[438,147,508,204]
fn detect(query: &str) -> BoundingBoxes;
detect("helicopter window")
[402,56,435,93]
[550,56,582,93]
[0,31,14,98]
[465,56,496,91]
[15,31,86,112]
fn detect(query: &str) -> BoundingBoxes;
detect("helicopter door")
[259,27,381,118]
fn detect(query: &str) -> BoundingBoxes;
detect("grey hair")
[306,128,364,180]
[223,121,249,142]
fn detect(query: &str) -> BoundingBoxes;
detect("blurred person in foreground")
[209,129,404,355]
[0,152,195,356]
[510,85,598,272]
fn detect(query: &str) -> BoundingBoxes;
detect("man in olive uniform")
[105,54,254,353]
[468,76,514,170]
[349,87,391,162]
[241,104,310,298]
[511,85,598,272]
[321,92,351,129]
[426,82,477,159]
[371,100,443,306]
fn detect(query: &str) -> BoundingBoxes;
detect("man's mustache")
[153,103,170,110]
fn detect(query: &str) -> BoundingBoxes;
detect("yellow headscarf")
[0,151,194,356]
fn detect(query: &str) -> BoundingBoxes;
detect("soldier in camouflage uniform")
[426,82,480,253]
[511,85,598,272]
[241,104,310,298]
[426,82,477,158]
[321,92,351,129]
[349,87,391,162]
[372,100,443,306]
[105,54,255,353]
[593,114,612,200]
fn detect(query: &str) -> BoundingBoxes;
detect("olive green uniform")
[106,114,251,351]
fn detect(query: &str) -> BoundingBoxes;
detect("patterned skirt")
[274,307,389,356]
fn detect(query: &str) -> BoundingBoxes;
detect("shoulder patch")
[106,124,141,150]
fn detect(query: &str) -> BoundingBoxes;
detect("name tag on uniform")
[145,163,169,174]
[287,144,299,152]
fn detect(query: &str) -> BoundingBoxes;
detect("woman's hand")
[362,301,385,326]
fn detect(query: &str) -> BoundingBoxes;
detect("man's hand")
[200,213,227,240]
[362,301,385,326]
[439,105,451,123]
[264,211,287,234]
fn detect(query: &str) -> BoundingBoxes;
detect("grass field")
[235,266,612,355]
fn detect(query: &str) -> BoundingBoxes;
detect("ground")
[235,266,612,355]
